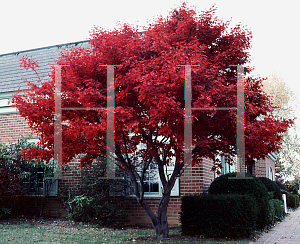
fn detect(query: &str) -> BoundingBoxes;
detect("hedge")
[288,193,299,209]
[259,177,282,200]
[268,199,283,225]
[181,194,257,238]
[208,172,269,229]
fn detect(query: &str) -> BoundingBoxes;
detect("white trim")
[268,152,278,162]
[269,167,274,181]
[164,166,180,197]
[0,98,10,107]
[0,106,18,114]
[0,98,18,114]
[0,91,17,100]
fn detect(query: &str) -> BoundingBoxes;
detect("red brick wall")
[59,160,82,193]
[123,197,181,227]
[255,158,266,177]
[44,156,215,225]
[57,160,209,227]
[0,113,37,143]
[255,157,275,179]
[180,158,215,195]
[42,197,69,218]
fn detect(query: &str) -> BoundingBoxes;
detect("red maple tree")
[12,5,292,238]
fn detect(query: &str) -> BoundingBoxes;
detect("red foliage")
[0,167,25,200]
[20,55,39,71]
[12,6,291,171]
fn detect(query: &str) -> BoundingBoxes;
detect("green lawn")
[0,221,251,243]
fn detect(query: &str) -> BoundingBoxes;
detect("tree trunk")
[138,192,171,239]
[152,206,169,238]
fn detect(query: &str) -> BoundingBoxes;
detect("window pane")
[144,182,150,192]
[150,182,159,193]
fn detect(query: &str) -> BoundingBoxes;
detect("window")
[164,165,180,196]
[125,164,179,197]
[143,163,160,194]
[247,160,255,175]
[22,164,58,197]
[112,133,179,197]
[22,169,44,196]
[111,163,179,197]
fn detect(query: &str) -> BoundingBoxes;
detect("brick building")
[0,41,275,226]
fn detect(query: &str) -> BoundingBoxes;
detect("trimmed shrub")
[268,199,283,225]
[259,177,282,200]
[181,194,257,238]
[287,193,299,209]
[208,173,269,229]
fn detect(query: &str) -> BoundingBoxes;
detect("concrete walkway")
[250,208,300,244]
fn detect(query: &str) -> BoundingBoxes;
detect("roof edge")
[0,40,90,58]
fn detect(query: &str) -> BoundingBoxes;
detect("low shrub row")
[288,194,299,209]
[180,194,285,238]
[259,177,282,200]
[208,173,269,229]
[181,173,291,238]
[274,182,300,209]
[181,194,257,238]
[268,199,283,225]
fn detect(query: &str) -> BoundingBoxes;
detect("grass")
[0,221,251,244]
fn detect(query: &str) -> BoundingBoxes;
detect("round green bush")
[181,194,257,238]
[258,177,282,200]
[208,172,269,229]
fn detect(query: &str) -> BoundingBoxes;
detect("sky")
[1,0,300,128]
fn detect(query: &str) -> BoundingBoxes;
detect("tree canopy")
[263,74,299,180]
